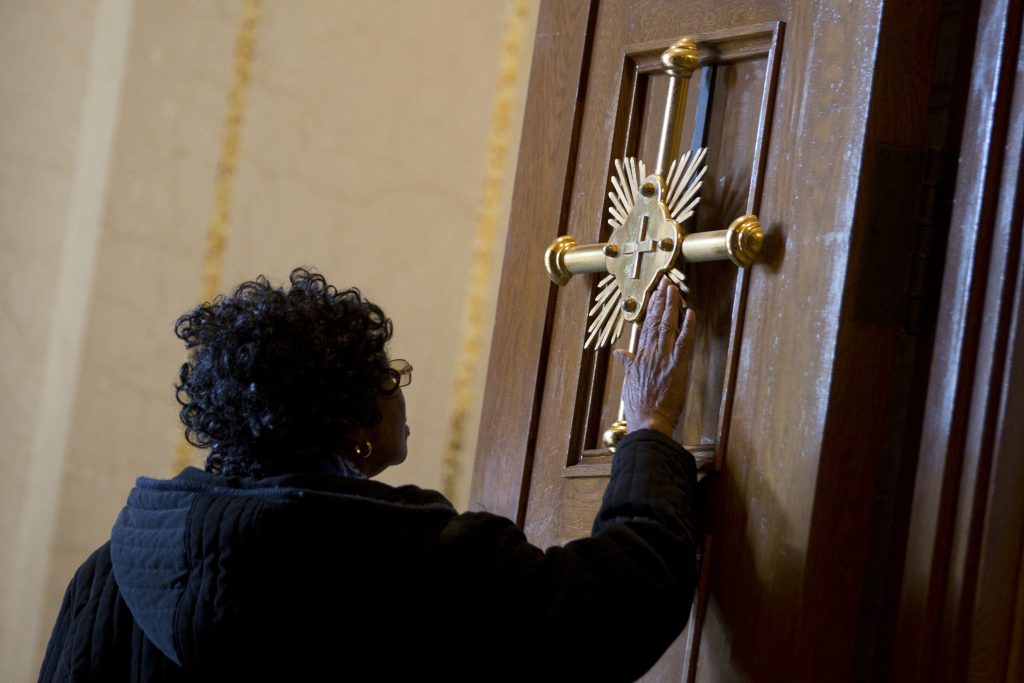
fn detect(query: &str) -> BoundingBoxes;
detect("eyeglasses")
[386,358,413,389]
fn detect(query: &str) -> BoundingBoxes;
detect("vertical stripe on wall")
[175,0,261,471]
[4,1,136,678]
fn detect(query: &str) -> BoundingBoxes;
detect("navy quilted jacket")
[40,429,697,681]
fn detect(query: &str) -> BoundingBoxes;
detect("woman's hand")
[612,278,697,437]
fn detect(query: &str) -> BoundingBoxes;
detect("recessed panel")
[570,25,781,473]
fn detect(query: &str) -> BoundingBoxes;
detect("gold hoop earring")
[354,441,373,459]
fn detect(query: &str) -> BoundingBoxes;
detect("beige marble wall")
[1,1,535,678]
[222,0,534,502]
[2,1,132,678]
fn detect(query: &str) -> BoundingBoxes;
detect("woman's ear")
[341,426,376,459]
[343,425,370,443]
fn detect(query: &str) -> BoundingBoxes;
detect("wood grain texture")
[894,0,1024,679]
[694,1,920,677]
[468,0,1022,679]
[519,5,787,681]
[468,0,596,523]
[782,0,947,676]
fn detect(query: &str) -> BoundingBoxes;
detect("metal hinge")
[855,144,955,334]
[905,147,955,334]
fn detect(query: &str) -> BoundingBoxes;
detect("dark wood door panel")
[469,0,1002,679]
[527,21,783,490]
[468,0,594,524]
[522,9,785,682]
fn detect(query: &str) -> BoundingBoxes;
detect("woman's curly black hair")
[174,268,399,477]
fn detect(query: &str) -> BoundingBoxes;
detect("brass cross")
[622,215,658,279]
[542,37,764,449]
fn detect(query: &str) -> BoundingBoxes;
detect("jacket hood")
[109,467,453,669]
[110,476,194,664]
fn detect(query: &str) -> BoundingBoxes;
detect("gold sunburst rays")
[585,149,706,350]
[606,158,646,231]
[664,147,708,225]
[585,273,624,349]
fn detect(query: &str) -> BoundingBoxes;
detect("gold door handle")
[545,213,763,285]
[541,37,764,449]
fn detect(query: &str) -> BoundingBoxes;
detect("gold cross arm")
[539,36,765,451]
[544,213,763,287]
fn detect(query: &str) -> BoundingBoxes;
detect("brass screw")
[621,297,638,312]
[659,237,674,251]
[640,183,656,198]
[603,243,620,257]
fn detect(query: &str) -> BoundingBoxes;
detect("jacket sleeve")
[39,543,128,682]
[38,542,183,682]
[436,429,698,681]
[39,560,79,681]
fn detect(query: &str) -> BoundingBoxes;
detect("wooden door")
[470,0,970,680]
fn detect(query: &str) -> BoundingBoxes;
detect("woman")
[40,268,699,682]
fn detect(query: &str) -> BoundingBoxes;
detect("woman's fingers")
[673,307,697,366]
[636,278,685,358]
[639,282,666,351]
[616,280,698,438]
[659,280,681,352]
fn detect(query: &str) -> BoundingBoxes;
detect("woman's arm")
[435,279,699,680]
